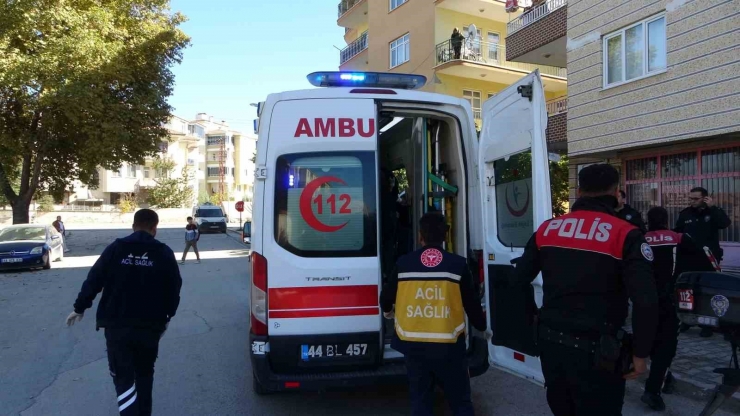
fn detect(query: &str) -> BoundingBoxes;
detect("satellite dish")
[467,24,477,38]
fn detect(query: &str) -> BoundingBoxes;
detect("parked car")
[0,224,64,270]
[242,221,251,245]
[192,203,228,233]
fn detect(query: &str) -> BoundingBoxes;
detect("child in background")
[181,216,200,264]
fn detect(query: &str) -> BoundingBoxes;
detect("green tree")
[197,190,210,205]
[0,0,190,223]
[146,157,193,208]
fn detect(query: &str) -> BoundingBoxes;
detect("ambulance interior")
[377,111,468,345]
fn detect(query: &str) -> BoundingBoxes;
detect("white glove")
[66,311,84,326]
[484,329,493,341]
[383,309,395,319]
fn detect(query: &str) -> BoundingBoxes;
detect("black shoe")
[700,328,713,337]
[641,392,666,411]
[662,372,676,395]
[679,323,691,333]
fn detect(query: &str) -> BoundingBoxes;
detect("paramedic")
[380,212,489,416]
[641,206,719,411]
[65,209,182,416]
[512,164,658,416]
[616,190,646,233]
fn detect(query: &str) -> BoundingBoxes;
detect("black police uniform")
[513,196,658,416]
[380,246,486,416]
[674,204,731,262]
[643,229,717,397]
[616,203,646,233]
[73,230,182,416]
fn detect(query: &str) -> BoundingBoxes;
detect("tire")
[252,374,271,395]
[42,254,51,270]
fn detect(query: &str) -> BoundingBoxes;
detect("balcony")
[340,31,368,66]
[505,0,567,67]
[337,0,367,29]
[434,39,567,93]
[545,96,567,152]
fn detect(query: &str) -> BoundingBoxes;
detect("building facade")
[69,113,257,211]
[506,0,740,267]
[337,0,569,149]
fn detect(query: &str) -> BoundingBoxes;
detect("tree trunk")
[11,198,31,224]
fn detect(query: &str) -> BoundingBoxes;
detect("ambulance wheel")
[252,374,271,395]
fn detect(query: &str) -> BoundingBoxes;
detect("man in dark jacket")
[512,164,658,416]
[674,186,731,263]
[641,206,719,411]
[66,209,182,416]
[616,190,646,233]
[451,28,464,60]
[380,212,489,416]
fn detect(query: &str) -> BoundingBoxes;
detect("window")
[603,13,666,87]
[207,135,225,146]
[487,93,497,100]
[487,32,500,62]
[274,152,377,257]
[112,168,121,178]
[464,26,482,57]
[207,167,220,177]
[389,0,407,11]
[144,167,150,179]
[126,165,136,178]
[463,90,482,120]
[624,146,740,242]
[493,151,534,248]
[390,33,410,69]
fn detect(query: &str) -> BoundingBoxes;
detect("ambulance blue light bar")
[307,72,427,90]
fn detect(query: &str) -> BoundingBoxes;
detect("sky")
[167,0,346,134]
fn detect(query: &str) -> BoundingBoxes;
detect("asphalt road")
[0,227,736,416]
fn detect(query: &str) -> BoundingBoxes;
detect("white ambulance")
[249,71,552,394]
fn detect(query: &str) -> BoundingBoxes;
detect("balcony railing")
[546,96,568,115]
[507,0,567,35]
[340,31,368,65]
[338,0,363,18]
[435,39,567,79]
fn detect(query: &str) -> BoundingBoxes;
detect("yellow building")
[337,0,568,147]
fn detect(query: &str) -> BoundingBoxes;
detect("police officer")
[513,164,658,416]
[641,206,719,411]
[616,189,646,233]
[380,212,489,416]
[66,209,182,416]
[674,186,731,264]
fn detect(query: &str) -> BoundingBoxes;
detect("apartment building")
[337,0,569,150]
[69,113,257,210]
[192,113,256,204]
[506,0,740,266]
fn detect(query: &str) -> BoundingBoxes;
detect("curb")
[668,374,740,412]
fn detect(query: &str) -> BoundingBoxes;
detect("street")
[0,227,737,416]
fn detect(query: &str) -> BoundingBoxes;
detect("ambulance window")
[274,152,377,257]
[493,151,534,248]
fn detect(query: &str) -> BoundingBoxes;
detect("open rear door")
[479,71,552,384]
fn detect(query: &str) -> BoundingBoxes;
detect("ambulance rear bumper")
[250,334,489,393]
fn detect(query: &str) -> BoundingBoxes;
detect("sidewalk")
[671,326,738,396]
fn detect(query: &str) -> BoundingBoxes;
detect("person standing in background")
[616,190,646,233]
[181,216,201,264]
[52,215,70,253]
[451,28,464,60]
[675,187,731,337]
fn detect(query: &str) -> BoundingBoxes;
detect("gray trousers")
[182,241,200,260]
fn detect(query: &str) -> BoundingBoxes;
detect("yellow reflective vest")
[394,250,467,344]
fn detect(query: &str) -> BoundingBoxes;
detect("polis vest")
[395,263,466,344]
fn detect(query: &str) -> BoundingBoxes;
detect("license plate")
[677,289,694,311]
[210,225,219,228]
[301,343,367,361]
[1,258,22,263]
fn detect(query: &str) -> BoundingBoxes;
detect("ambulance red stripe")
[268,285,378,310]
[269,307,379,319]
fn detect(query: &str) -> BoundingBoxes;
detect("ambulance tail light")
[251,251,268,336]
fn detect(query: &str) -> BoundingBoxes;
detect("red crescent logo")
[299,176,350,232]
[505,182,530,217]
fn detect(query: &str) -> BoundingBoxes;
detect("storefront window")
[624,147,740,242]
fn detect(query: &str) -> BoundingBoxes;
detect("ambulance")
[249,70,552,394]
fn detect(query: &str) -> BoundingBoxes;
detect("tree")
[146,157,194,208]
[0,0,190,223]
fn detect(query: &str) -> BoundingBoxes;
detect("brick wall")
[546,112,567,144]
[506,5,567,62]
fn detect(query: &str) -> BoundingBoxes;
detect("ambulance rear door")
[261,97,383,373]
[479,71,552,384]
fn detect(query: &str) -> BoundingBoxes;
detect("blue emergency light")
[307,71,427,90]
